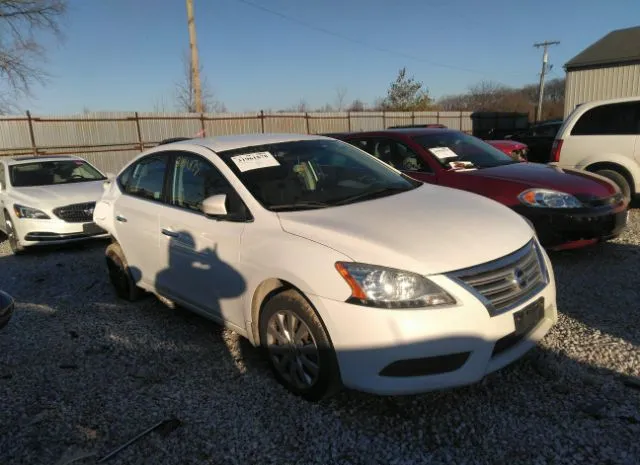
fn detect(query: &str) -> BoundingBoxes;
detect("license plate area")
[513,297,545,335]
[82,222,105,235]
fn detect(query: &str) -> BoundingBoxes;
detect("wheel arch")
[584,161,636,195]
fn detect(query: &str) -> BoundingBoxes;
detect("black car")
[0,290,14,329]
[505,120,563,164]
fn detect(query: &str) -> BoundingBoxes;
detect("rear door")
[112,153,170,287]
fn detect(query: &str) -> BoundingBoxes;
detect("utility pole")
[186,0,203,113]
[533,40,560,122]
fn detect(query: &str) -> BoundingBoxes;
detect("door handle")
[161,228,179,238]
[116,215,127,223]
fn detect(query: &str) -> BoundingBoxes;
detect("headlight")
[518,189,583,208]
[13,204,50,219]
[335,262,456,309]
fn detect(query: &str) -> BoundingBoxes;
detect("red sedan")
[325,129,629,250]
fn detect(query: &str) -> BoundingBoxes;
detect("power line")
[233,0,529,78]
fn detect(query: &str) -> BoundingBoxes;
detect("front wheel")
[4,216,24,255]
[259,290,341,401]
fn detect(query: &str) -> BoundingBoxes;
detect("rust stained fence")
[0,110,473,173]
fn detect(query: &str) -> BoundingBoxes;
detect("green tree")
[382,67,432,111]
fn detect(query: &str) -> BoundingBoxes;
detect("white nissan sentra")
[93,134,557,401]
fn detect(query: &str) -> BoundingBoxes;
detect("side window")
[347,138,376,156]
[571,102,640,136]
[119,154,169,201]
[171,153,236,213]
[372,138,432,173]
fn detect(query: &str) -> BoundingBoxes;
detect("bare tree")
[152,94,171,113]
[175,51,226,113]
[334,86,347,111]
[347,99,366,111]
[0,0,67,113]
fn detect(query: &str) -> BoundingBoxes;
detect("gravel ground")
[1,214,639,465]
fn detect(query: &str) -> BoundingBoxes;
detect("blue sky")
[18,0,640,114]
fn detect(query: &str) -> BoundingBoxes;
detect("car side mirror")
[202,194,228,218]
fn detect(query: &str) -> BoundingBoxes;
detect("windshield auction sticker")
[429,147,459,160]
[231,151,281,172]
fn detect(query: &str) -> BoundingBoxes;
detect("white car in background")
[94,134,558,401]
[551,96,640,201]
[0,155,109,254]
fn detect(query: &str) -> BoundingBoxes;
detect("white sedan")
[93,134,558,401]
[0,155,110,254]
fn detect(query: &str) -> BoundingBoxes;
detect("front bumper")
[308,252,557,396]
[515,203,628,249]
[13,217,108,247]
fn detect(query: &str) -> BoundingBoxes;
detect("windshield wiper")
[269,201,330,212]
[332,186,413,206]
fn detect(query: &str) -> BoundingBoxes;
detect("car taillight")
[551,139,563,162]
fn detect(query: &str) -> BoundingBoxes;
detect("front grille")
[53,202,96,223]
[449,240,547,316]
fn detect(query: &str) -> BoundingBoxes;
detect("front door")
[155,151,248,327]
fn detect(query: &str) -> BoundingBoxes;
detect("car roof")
[335,128,459,137]
[5,155,86,165]
[160,133,331,153]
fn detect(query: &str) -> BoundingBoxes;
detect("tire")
[105,242,142,301]
[4,216,24,255]
[595,169,632,202]
[259,289,341,401]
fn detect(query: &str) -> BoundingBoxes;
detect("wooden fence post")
[436,111,440,124]
[347,111,351,132]
[305,112,310,134]
[411,111,415,125]
[26,111,38,155]
[200,113,206,137]
[260,110,265,133]
[134,112,143,151]
[459,110,463,131]
[382,110,386,129]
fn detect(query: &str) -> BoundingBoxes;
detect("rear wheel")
[259,289,341,401]
[105,242,142,301]
[4,216,24,255]
[594,169,632,202]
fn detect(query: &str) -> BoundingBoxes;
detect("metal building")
[564,26,640,117]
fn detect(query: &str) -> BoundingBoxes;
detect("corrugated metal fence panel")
[308,112,349,134]
[263,113,307,133]
[349,112,383,131]
[565,64,640,117]
[384,112,413,128]
[32,112,138,150]
[0,116,32,150]
[138,112,202,143]
[206,112,262,136]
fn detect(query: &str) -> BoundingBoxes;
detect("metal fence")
[0,110,473,173]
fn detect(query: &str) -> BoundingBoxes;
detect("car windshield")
[9,160,106,187]
[217,139,421,211]
[413,132,517,169]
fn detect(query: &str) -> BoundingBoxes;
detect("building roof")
[167,133,329,152]
[565,26,640,71]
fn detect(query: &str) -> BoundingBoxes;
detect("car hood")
[487,140,527,149]
[465,163,616,198]
[10,181,105,210]
[277,184,534,276]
